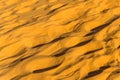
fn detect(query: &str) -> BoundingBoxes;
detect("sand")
[0,0,120,80]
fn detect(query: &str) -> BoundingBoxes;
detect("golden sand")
[0,0,120,80]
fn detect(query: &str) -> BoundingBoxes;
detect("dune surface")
[0,0,120,80]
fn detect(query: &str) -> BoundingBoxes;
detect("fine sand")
[0,0,120,80]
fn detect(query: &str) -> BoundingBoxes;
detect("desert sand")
[0,0,120,80]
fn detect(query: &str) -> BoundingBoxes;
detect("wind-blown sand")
[0,0,120,80]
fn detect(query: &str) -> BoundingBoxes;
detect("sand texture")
[0,0,120,80]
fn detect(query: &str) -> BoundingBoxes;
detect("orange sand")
[0,0,120,80]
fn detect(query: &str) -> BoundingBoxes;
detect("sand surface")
[0,0,120,80]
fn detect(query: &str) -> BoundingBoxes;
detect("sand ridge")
[0,0,120,80]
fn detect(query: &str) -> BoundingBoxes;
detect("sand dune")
[0,0,120,80]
